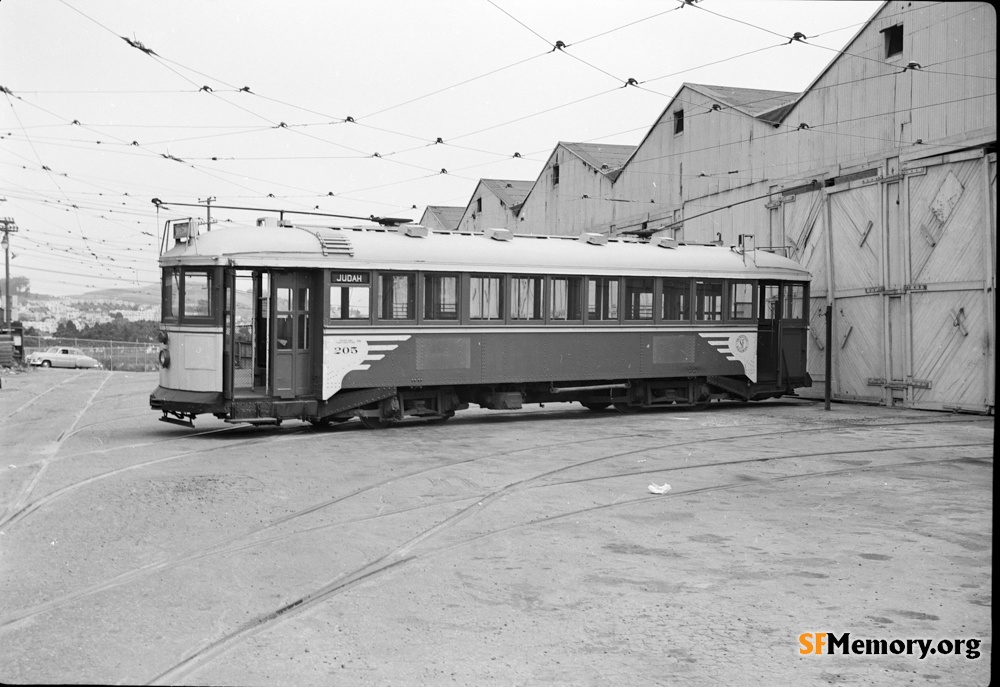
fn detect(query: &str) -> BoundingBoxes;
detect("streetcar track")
[0,416,989,628]
[0,371,87,423]
[148,450,987,685]
[0,372,114,525]
[0,431,640,627]
[0,427,313,532]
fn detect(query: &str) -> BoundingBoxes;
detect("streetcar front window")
[184,271,213,318]
[784,283,805,320]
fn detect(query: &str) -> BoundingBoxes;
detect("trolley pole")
[0,216,18,334]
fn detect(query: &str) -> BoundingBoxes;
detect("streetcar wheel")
[581,402,610,412]
[359,415,394,430]
[309,417,349,427]
[425,412,454,425]
[613,402,636,414]
[41,360,51,368]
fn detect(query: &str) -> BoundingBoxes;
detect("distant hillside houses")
[16,295,160,334]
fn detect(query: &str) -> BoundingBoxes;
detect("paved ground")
[0,368,993,686]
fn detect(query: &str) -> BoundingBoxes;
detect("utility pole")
[200,196,216,233]
[0,216,18,334]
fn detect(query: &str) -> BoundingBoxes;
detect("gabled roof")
[685,84,800,122]
[560,142,637,181]
[479,179,533,207]
[769,1,887,126]
[421,205,464,230]
[624,82,802,167]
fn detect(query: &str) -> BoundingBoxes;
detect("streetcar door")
[757,282,783,384]
[273,272,313,398]
[224,269,259,399]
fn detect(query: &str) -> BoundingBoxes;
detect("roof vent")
[315,232,354,256]
[485,227,513,242]
[578,232,608,246]
[399,224,429,238]
[656,236,677,249]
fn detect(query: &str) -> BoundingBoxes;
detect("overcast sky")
[1,0,881,296]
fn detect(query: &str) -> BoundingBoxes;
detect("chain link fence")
[24,335,160,372]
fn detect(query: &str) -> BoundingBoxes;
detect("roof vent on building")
[484,227,513,242]
[578,232,608,246]
[656,236,677,249]
[315,232,354,256]
[398,224,429,238]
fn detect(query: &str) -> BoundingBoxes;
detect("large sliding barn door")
[826,182,886,403]
[902,151,994,412]
[812,151,995,413]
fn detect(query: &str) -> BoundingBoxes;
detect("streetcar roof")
[160,224,811,281]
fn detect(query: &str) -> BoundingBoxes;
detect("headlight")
[158,349,170,368]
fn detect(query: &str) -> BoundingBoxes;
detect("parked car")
[27,347,102,369]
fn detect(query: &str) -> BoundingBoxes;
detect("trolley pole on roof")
[0,216,18,334]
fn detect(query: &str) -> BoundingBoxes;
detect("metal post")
[3,231,9,333]
[825,305,832,410]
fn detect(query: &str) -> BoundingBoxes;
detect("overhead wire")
[14,0,979,287]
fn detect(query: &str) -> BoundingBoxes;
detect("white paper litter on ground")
[648,483,671,494]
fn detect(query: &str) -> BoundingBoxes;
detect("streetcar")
[150,218,811,428]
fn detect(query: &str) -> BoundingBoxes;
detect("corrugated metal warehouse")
[447,0,995,413]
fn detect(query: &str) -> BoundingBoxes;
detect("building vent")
[399,224,429,238]
[578,232,608,246]
[315,232,354,256]
[485,227,513,242]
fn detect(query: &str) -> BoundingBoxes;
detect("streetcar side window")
[550,277,583,322]
[378,272,415,320]
[624,277,654,321]
[183,270,213,319]
[729,281,755,320]
[661,278,690,322]
[469,274,504,321]
[588,277,619,322]
[511,275,543,320]
[162,268,180,321]
[784,283,805,320]
[424,273,459,320]
[329,272,370,320]
[695,280,723,321]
